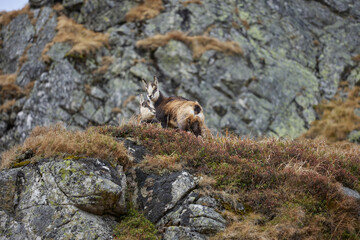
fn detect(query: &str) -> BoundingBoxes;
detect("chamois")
[139,94,158,123]
[142,76,205,136]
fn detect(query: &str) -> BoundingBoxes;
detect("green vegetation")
[113,208,159,240]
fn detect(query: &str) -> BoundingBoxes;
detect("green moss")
[113,208,159,240]
[64,155,82,160]
[12,160,31,168]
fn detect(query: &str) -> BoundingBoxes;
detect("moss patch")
[113,208,159,240]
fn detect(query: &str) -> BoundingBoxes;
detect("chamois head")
[139,94,156,121]
[142,76,160,102]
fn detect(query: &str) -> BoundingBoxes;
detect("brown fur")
[156,95,204,136]
[143,76,205,136]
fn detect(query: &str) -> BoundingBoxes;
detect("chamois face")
[142,76,160,102]
[139,95,156,121]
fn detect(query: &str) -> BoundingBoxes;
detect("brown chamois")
[142,76,205,136]
[139,94,158,124]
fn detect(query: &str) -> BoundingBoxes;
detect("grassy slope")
[2,123,360,239]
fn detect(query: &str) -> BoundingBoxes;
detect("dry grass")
[303,87,360,143]
[0,99,16,113]
[352,54,360,62]
[0,123,130,170]
[0,4,32,27]
[52,3,64,12]
[241,19,250,30]
[136,31,244,59]
[138,154,183,174]
[0,73,16,86]
[93,56,114,74]
[42,16,109,62]
[125,0,164,22]
[0,74,24,107]
[181,0,203,7]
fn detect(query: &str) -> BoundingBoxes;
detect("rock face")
[128,169,226,239]
[1,0,360,155]
[0,158,126,239]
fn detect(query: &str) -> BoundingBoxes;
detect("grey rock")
[342,186,360,200]
[79,0,132,31]
[135,170,196,223]
[132,168,226,238]
[63,0,84,9]
[90,86,107,100]
[163,226,207,240]
[0,121,7,136]
[348,130,360,144]
[15,60,81,140]
[29,0,53,8]
[16,61,46,87]
[44,42,72,62]
[0,158,126,239]
[0,14,34,73]
[0,168,22,213]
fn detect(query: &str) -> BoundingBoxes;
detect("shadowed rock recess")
[0,0,360,239]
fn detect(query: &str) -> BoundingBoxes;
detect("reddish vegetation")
[125,0,164,22]
[303,87,360,143]
[136,31,244,59]
[97,123,360,239]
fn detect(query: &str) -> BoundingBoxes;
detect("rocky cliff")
[1,0,359,156]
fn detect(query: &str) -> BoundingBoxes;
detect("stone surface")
[131,168,226,239]
[0,158,126,239]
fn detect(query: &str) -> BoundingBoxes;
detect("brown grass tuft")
[136,31,244,59]
[93,56,114,74]
[42,16,109,62]
[181,0,203,7]
[125,0,164,22]
[352,54,360,62]
[303,87,360,143]
[0,74,24,106]
[0,99,16,113]
[0,5,31,27]
[122,95,136,108]
[112,108,123,114]
[0,123,130,170]
[138,154,183,174]
[241,19,250,30]
[0,73,16,86]
[52,3,64,12]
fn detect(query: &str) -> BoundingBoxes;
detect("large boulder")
[0,158,126,239]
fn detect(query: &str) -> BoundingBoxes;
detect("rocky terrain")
[0,0,360,239]
[0,0,359,155]
[0,123,359,239]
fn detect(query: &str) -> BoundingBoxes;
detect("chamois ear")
[153,76,158,86]
[141,78,148,90]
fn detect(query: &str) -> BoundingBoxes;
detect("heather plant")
[97,123,360,239]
